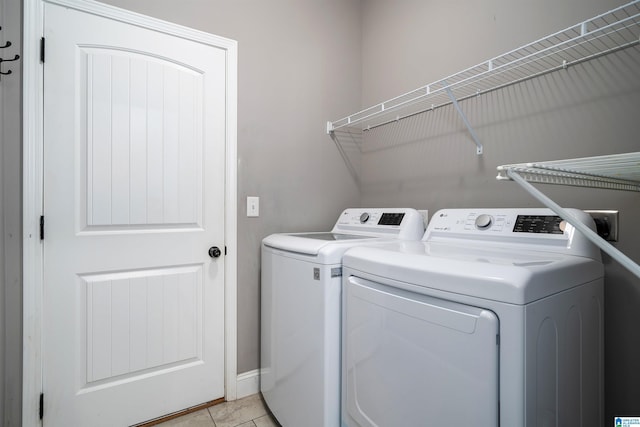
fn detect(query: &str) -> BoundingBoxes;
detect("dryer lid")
[342,241,603,304]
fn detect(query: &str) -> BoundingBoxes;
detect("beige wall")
[97,0,363,374]
[2,0,361,422]
[3,0,639,423]
[359,0,640,421]
[1,0,22,423]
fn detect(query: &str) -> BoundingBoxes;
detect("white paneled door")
[42,2,229,425]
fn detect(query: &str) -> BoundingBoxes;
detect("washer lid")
[263,232,382,259]
[342,241,603,304]
[291,232,369,241]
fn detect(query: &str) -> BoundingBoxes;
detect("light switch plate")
[247,196,259,217]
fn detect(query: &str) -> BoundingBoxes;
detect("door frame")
[22,0,238,424]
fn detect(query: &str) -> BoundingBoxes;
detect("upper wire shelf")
[496,152,640,191]
[327,0,640,135]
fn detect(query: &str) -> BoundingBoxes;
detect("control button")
[475,214,493,230]
[360,212,370,223]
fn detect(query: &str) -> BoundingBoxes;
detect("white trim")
[224,23,239,402]
[23,0,44,425]
[236,370,261,399]
[22,0,238,423]
[44,0,237,49]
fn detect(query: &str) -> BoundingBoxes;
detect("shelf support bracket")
[328,130,360,186]
[444,85,483,155]
[506,168,640,280]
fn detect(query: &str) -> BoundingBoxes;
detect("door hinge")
[39,216,44,240]
[40,37,45,63]
[39,393,44,420]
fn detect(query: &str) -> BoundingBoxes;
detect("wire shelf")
[327,1,640,135]
[496,152,640,191]
[501,166,640,279]
[499,153,640,279]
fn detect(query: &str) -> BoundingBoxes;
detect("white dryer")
[341,208,604,427]
[261,208,425,427]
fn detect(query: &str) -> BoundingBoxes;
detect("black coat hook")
[0,54,19,63]
[0,25,10,49]
[0,54,20,80]
[0,26,20,80]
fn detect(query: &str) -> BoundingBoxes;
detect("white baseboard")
[236,369,260,399]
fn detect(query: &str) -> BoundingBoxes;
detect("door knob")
[208,246,222,258]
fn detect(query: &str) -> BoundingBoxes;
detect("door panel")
[81,266,202,384]
[343,277,499,427]
[80,47,204,229]
[43,3,227,425]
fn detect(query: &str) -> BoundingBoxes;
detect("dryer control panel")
[465,213,565,234]
[425,208,600,260]
[512,215,564,234]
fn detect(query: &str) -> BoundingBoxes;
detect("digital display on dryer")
[378,213,405,226]
[513,215,564,234]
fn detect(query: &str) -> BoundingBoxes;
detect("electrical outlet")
[585,210,618,242]
[247,196,259,217]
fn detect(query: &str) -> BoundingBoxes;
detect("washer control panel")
[333,208,425,240]
[337,210,408,227]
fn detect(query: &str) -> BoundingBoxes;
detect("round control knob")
[360,212,370,224]
[475,214,493,230]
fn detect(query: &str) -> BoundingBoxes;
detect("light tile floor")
[156,394,281,427]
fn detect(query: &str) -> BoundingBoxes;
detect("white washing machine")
[261,208,425,427]
[341,208,604,427]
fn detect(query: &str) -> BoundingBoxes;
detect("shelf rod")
[507,169,640,280]
[444,85,483,155]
